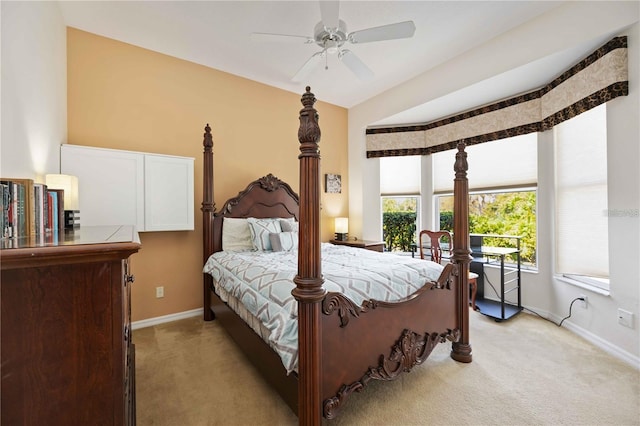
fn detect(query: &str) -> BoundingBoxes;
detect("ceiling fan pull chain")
[325,51,329,70]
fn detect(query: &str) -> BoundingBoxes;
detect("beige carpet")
[134,311,639,426]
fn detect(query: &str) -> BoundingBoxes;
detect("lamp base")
[64,210,80,229]
[335,232,348,241]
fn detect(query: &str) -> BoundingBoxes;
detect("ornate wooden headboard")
[210,174,300,254]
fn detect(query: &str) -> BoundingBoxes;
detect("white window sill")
[555,275,610,296]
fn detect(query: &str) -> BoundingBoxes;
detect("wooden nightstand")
[330,239,385,252]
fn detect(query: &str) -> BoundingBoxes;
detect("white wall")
[349,2,640,366]
[1,1,67,181]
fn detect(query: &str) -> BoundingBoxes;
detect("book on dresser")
[47,188,65,232]
[0,178,66,240]
[0,178,35,239]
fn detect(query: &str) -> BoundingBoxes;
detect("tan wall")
[67,28,348,322]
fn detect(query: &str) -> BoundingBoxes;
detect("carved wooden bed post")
[292,87,325,425]
[201,124,215,321]
[451,141,472,362]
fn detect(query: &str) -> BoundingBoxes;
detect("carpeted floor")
[134,310,639,426]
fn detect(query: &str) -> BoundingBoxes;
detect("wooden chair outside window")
[418,230,478,310]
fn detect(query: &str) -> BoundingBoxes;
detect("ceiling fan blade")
[319,0,340,29]
[339,49,374,81]
[251,32,314,44]
[349,20,416,44]
[292,51,324,82]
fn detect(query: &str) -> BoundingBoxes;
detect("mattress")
[203,242,444,373]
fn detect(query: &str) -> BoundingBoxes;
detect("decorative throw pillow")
[222,218,254,252]
[270,231,298,252]
[247,218,283,251]
[280,218,299,233]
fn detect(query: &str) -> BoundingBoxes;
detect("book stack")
[1,178,66,243]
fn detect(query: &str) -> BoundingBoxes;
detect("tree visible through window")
[382,196,418,252]
[380,155,421,253]
[438,190,537,266]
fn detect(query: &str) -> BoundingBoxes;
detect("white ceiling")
[58,1,608,125]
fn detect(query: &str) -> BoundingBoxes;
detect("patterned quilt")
[203,243,444,373]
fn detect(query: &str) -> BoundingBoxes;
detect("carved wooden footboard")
[320,263,458,419]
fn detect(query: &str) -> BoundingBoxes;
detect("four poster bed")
[201,87,472,424]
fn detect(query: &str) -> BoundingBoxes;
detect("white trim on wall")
[548,313,640,370]
[131,308,202,330]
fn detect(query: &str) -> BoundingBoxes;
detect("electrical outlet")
[618,309,634,328]
[156,286,164,298]
[579,294,588,309]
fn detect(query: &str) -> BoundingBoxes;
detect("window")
[433,134,538,267]
[380,156,420,252]
[554,103,608,289]
[382,196,419,252]
[437,190,536,265]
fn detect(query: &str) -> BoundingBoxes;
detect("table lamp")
[46,174,80,229]
[334,217,348,241]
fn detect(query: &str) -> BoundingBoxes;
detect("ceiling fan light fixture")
[314,20,347,47]
[325,39,339,54]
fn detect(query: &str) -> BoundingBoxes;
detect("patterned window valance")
[366,36,628,158]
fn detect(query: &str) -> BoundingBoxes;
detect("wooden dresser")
[1,226,141,425]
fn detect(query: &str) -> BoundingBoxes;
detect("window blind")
[380,155,421,195]
[554,103,608,279]
[432,133,537,193]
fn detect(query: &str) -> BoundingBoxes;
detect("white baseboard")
[540,310,640,370]
[131,308,203,330]
[558,319,640,370]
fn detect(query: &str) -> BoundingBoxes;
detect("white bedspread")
[203,242,444,373]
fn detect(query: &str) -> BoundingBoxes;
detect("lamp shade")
[335,217,348,233]
[46,174,79,210]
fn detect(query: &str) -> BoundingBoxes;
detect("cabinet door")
[144,154,194,231]
[61,145,194,232]
[61,145,145,229]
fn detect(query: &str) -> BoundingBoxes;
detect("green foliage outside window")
[439,211,454,231]
[383,212,417,252]
[382,197,418,252]
[439,191,537,265]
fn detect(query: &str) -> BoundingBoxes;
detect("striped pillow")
[247,218,282,251]
[270,231,298,252]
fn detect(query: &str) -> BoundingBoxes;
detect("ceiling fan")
[251,1,416,82]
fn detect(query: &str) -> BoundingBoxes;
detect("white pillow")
[270,231,298,252]
[222,218,254,252]
[247,218,283,251]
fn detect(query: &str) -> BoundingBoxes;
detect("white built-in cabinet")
[61,144,194,232]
